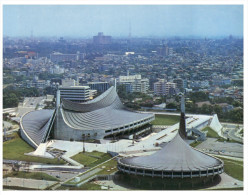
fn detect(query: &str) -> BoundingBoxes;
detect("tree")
[166,102,177,109]
[200,104,213,115]
[213,105,223,118]
[228,108,243,123]
[3,93,19,108]
[188,91,209,102]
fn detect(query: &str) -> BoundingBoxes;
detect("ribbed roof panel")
[120,133,223,171]
[21,109,54,145]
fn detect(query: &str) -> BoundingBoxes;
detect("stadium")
[20,86,155,148]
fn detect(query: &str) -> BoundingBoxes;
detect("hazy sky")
[3,5,243,38]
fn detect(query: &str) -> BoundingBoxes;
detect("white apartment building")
[59,86,90,102]
[154,79,176,96]
[118,74,149,94]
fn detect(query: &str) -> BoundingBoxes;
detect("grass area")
[89,154,113,168]
[210,187,243,190]
[71,151,112,167]
[218,157,243,181]
[59,182,102,190]
[71,182,102,190]
[151,114,180,126]
[71,153,97,166]
[190,141,203,147]
[89,151,106,157]
[3,171,59,181]
[3,132,65,164]
[240,129,243,137]
[202,127,220,138]
[3,186,39,190]
[65,157,117,185]
[97,158,117,175]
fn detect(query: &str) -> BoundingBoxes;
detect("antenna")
[181,94,185,113]
[31,29,33,41]
[129,21,132,39]
[179,93,187,139]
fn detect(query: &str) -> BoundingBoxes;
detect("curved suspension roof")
[62,86,119,112]
[60,86,154,130]
[20,109,54,146]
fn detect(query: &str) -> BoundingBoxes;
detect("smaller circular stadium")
[117,130,224,189]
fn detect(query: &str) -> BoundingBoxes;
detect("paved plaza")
[3,177,57,190]
[196,138,243,158]
[206,173,243,190]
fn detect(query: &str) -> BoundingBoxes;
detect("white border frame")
[0,1,247,195]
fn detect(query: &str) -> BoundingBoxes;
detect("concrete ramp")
[25,143,54,159]
[209,114,223,137]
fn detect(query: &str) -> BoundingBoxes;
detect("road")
[16,96,45,117]
[222,123,243,143]
[227,129,243,143]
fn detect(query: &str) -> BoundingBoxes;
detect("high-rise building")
[50,51,85,63]
[88,82,110,93]
[93,32,112,45]
[118,75,149,94]
[173,78,187,90]
[165,82,177,95]
[59,86,90,102]
[62,78,76,87]
[154,80,176,96]
[154,79,166,96]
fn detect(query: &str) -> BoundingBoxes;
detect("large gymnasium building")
[20,86,155,148]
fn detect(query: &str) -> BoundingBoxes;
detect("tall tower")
[179,93,187,139]
[31,29,33,42]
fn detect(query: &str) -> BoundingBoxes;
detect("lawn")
[71,182,102,190]
[218,157,243,181]
[210,187,243,190]
[71,151,112,167]
[71,153,97,166]
[3,171,59,181]
[240,129,243,137]
[3,132,65,164]
[190,141,202,148]
[3,186,38,190]
[151,114,180,126]
[97,158,117,175]
[58,182,101,190]
[202,127,220,138]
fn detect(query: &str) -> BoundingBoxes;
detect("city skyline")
[3,5,243,38]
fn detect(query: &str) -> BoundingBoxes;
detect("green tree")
[3,93,19,108]
[188,91,209,102]
[166,102,177,109]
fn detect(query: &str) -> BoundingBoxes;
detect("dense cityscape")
[3,33,243,122]
[2,4,244,192]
